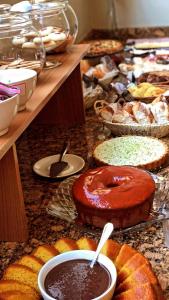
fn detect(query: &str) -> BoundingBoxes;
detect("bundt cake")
[0,291,36,300]
[0,237,165,299]
[72,165,155,228]
[0,280,39,300]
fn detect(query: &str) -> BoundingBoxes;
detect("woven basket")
[104,120,169,138]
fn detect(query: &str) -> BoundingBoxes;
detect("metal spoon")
[90,223,114,268]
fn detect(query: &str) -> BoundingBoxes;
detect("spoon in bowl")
[90,223,114,268]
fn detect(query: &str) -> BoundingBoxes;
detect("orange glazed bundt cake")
[0,237,165,299]
[72,165,155,228]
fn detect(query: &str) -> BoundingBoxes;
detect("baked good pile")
[95,95,169,125]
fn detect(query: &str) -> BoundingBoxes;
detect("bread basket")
[94,100,169,138]
[103,120,169,138]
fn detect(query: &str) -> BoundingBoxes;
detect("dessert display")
[0,11,45,74]
[10,1,73,54]
[0,237,165,299]
[72,166,155,229]
[0,24,169,300]
[137,71,169,85]
[128,82,167,98]
[85,39,123,57]
[93,136,169,170]
[11,26,69,54]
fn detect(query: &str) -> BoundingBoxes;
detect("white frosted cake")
[93,136,168,170]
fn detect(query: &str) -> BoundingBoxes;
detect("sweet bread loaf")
[117,252,150,283]
[0,291,36,300]
[17,255,43,273]
[100,239,121,261]
[76,237,97,251]
[114,283,157,300]
[33,244,58,263]
[3,264,38,292]
[116,264,159,294]
[54,237,78,253]
[0,280,39,300]
[114,244,138,271]
[0,237,165,299]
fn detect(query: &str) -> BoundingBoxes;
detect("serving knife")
[49,141,70,178]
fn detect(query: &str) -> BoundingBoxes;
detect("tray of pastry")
[83,39,124,58]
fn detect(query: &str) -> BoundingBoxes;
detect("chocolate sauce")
[44,259,111,300]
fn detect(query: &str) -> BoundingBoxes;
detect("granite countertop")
[0,109,169,298]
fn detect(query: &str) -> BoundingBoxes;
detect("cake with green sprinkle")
[93,136,168,171]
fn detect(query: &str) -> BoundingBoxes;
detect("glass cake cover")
[0,4,45,74]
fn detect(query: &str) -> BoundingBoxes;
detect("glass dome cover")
[11,1,74,54]
[0,5,45,74]
[31,0,78,49]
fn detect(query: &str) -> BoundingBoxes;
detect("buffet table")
[0,38,169,299]
[0,110,169,298]
[0,44,89,242]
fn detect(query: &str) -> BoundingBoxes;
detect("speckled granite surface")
[0,109,169,298]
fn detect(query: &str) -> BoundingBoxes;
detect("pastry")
[132,102,153,124]
[150,101,169,124]
[72,166,155,228]
[93,136,169,170]
[85,39,123,57]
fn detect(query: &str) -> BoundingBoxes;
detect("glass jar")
[0,4,45,74]
[14,2,71,55]
[32,0,78,52]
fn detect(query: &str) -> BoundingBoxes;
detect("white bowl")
[0,94,19,136]
[0,69,37,111]
[38,250,117,300]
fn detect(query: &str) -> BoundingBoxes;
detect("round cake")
[0,237,164,299]
[72,165,155,228]
[93,136,168,171]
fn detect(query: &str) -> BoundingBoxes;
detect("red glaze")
[72,166,155,210]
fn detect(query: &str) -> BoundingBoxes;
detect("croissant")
[132,102,154,125]
[150,101,169,124]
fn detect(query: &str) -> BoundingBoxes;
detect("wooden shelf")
[0,44,89,241]
[0,44,89,160]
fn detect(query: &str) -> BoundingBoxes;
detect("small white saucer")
[33,154,85,178]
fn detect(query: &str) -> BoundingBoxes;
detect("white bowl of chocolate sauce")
[38,250,117,300]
